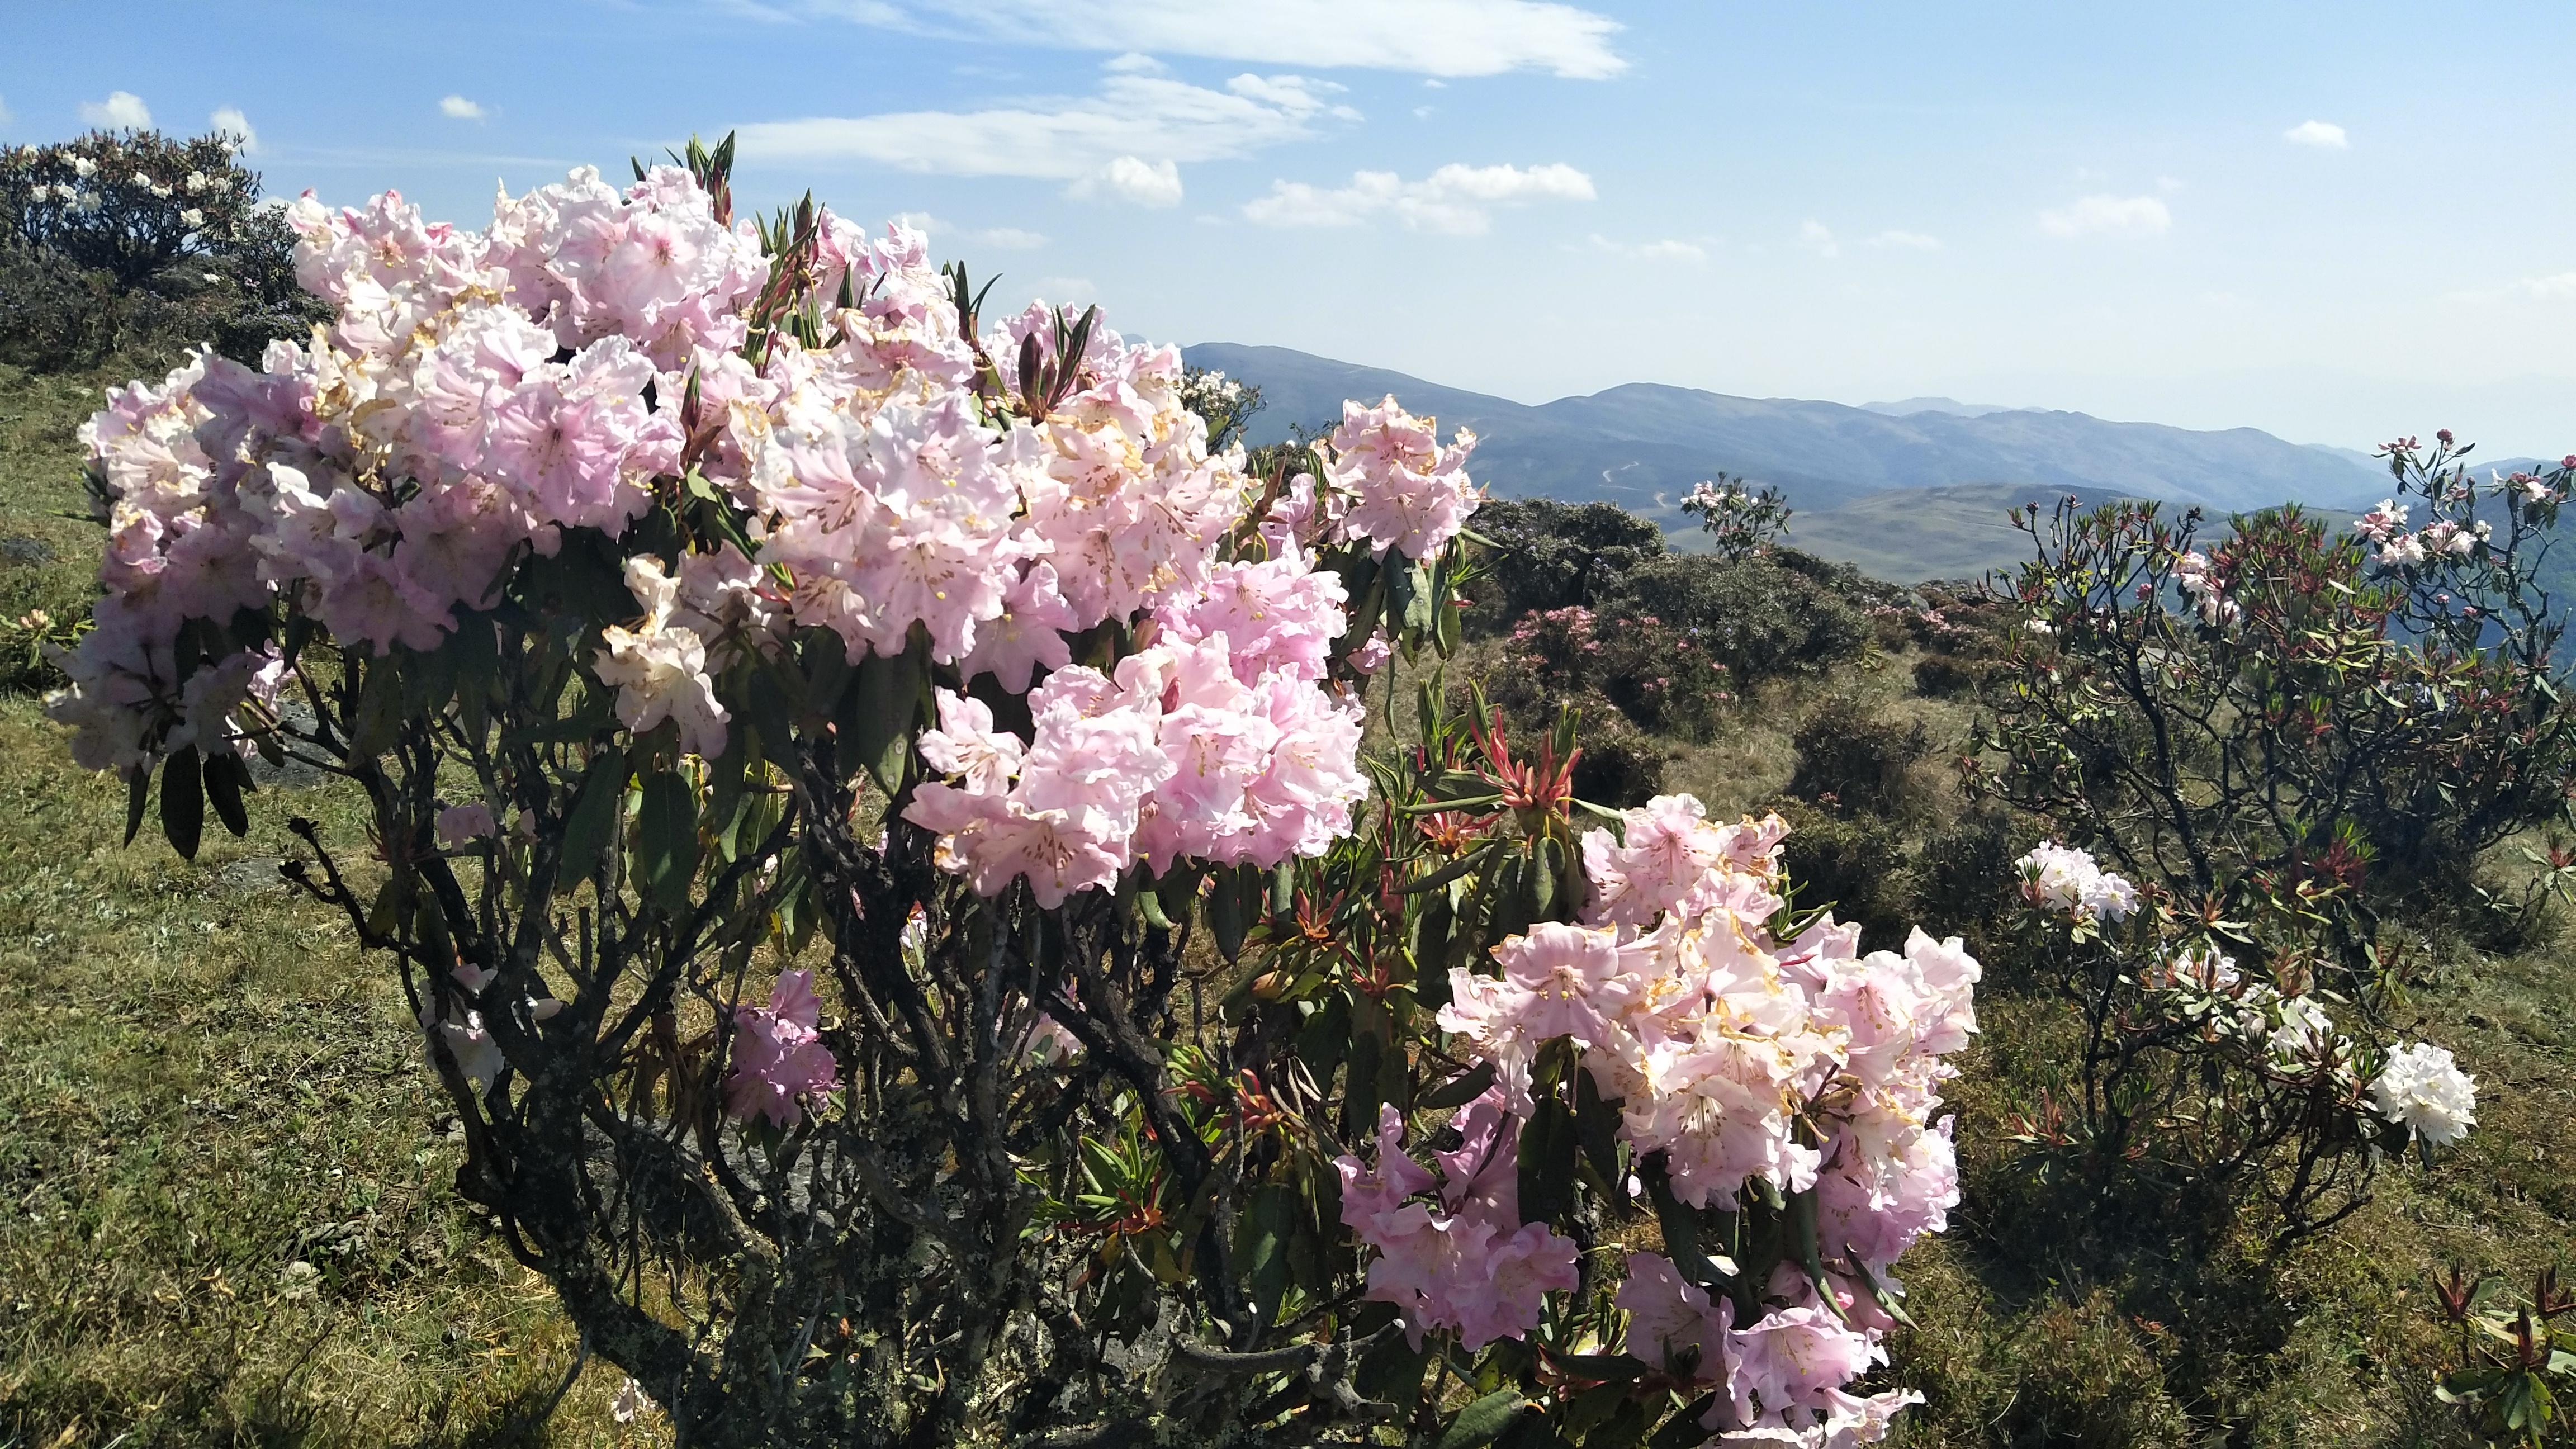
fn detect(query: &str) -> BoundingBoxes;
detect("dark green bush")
[1605,549,1875,686]
[1462,497,1666,631]
[1786,692,1931,818]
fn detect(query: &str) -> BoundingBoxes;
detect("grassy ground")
[4,354,2571,1446]
[0,363,655,1447]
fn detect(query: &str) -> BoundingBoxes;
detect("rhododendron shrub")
[1974,441,2576,943]
[48,139,1973,1446]
[2004,840,2476,1240]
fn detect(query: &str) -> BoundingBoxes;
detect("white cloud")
[736,73,1344,179]
[2512,273,2576,300]
[441,95,489,120]
[80,91,151,130]
[1068,155,1184,207]
[1244,162,1593,235]
[1800,220,1839,258]
[2285,119,2348,149]
[1865,229,1939,250]
[787,0,1624,78]
[2158,176,2186,193]
[1101,51,1166,74]
[0,94,13,128]
[210,106,257,153]
[891,211,1050,248]
[1588,233,1705,263]
[2040,194,2171,239]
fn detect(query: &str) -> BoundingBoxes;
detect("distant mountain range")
[1183,344,2393,531]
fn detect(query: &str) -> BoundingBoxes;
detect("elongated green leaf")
[123,764,151,847]
[1517,1092,1579,1225]
[558,746,629,881]
[846,641,925,793]
[498,688,614,750]
[1433,1389,1528,1449]
[1399,839,1501,893]
[1419,1060,1496,1110]
[203,749,251,838]
[159,744,205,861]
[637,768,701,914]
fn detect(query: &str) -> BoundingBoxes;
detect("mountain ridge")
[1183,343,2391,527]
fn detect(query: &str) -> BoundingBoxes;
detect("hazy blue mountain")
[1184,343,2392,526]
[1860,397,2026,418]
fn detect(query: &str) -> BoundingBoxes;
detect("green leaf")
[1400,839,1502,893]
[203,749,252,839]
[1239,1184,1295,1330]
[349,656,405,759]
[1575,1066,1624,1182]
[1209,861,1258,961]
[1550,1353,1649,1384]
[1649,1395,1724,1449]
[159,745,205,861]
[1433,1389,1528,1449]
[845,640,925,793]
[498,687,614,749]
[1517,1091,1579,1226]
[1647,1166,1726,1289]
[558,745,629,881]
[123,764,150,848]
[1419,1060,1497,1111]
[636,768,702,914]
[1295,989,1352,1086]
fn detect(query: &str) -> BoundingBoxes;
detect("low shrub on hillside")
[1460,495,1666,627]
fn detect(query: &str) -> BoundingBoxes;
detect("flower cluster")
[2353,498,2487,570]
[46,164,1446,918]
[723,971,840,1128]
[1335,1090,1580,1350]
[1405,793,1972,1441]
[2369,1041,2478,1148]
[2171,548,2240,627]
[905,619,1367,907]
[2014,841,2138,925]
[1320,394,1481,561]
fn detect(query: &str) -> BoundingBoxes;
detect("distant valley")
[1183,343,2400,581]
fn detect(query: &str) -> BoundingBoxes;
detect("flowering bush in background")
[1681,475,1793,562]
[44,135,1973,1446]
[1,127,325,369]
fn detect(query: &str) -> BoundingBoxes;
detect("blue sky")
[7,1,2572,454]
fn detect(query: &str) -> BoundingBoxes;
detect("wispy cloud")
[2284,119,2348,149]
[891,211,1050,249]
[1243,162,1594,235]
[735,72,1351,180]
[441,95,489,121]
[79,91,151,129]
[1865,229,1939,250]
[2040,194,2171,239]
[2511,273,2576,300]
[1587,233,1706,263]
[1800,220,1839,257]
[0,94,14,129]
[774,0,1625,78]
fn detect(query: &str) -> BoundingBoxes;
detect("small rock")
[214,856,286,895]
[0,535,50,566]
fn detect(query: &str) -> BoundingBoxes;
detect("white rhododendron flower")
[2369,1041,2478,1147]
[2014,841,2137,924]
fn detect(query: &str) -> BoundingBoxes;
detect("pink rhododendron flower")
[437,802,498,849]
[723,971,839,1129]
